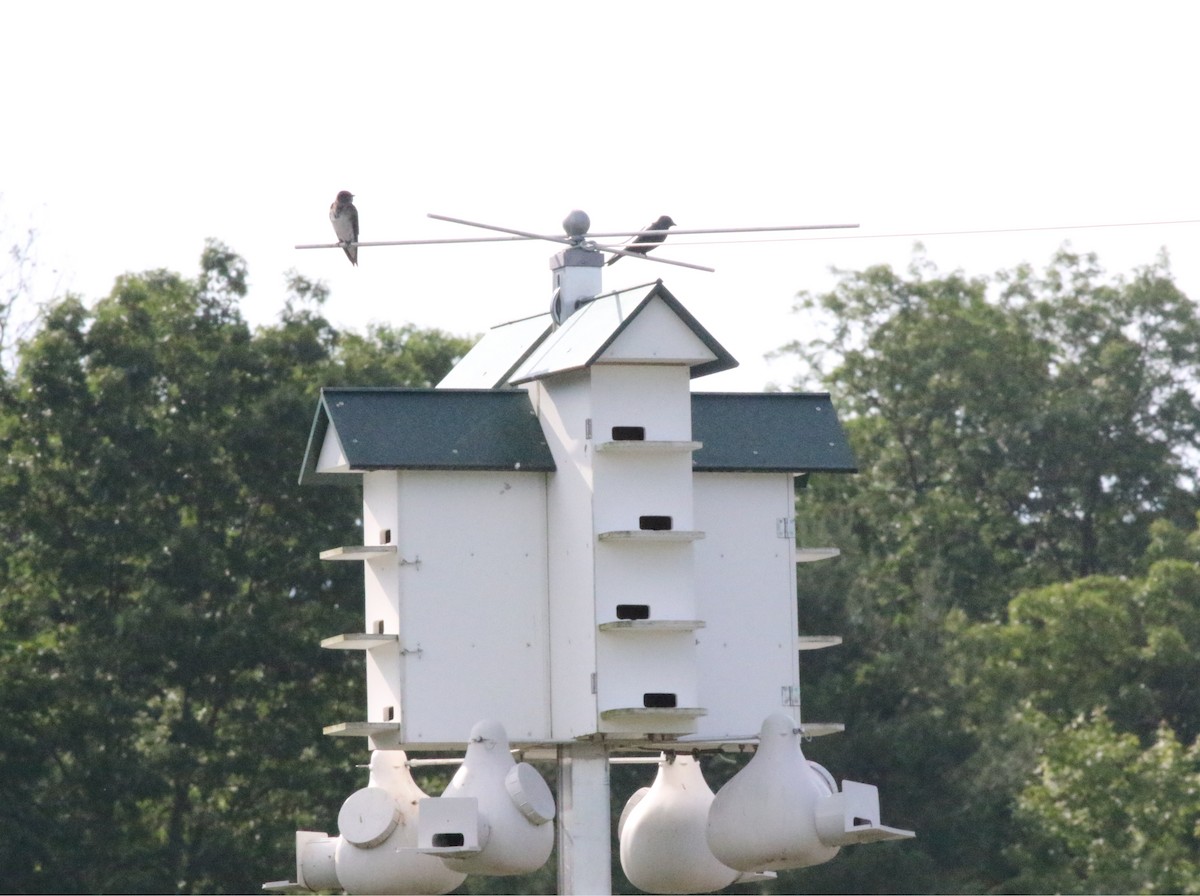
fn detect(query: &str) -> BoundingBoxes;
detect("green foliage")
[338,322,475,387]
[789,249,1200,603]
[4,237,1199,895]
[962,549,1200,744]
[782,249,1200,894]
[0,241,473,893]
[1007,713,1200,894]
[0,216,41,372]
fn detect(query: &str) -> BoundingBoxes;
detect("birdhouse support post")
[556,742,613,896]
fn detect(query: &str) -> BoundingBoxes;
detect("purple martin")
[329,191,359,266]
[605,215,676,265]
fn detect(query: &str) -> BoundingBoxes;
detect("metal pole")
[556,742,613,895]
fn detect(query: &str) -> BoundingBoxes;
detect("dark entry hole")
[639,515,672,531]
[643,693,678,708]
[432,833,465,848]
[612,426,645,441]
[382,706,394,721]
[853,817,872,827]
[616,604,651,621]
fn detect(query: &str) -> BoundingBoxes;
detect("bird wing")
[605,220,669,264]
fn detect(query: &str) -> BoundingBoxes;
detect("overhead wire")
[299,218,1199,251]
[658,218,1200,247]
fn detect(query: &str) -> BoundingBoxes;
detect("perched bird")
[606,215,676,265]
[329,191,359,265]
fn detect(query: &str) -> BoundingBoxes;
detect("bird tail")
[343,245,358,266]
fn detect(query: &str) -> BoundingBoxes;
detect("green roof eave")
[690,392,857,473]
[299,387,556,485]
[299,388,855,486]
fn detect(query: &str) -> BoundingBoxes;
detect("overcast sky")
[3,1,1198,390]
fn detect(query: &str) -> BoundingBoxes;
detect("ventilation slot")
[639,515,672,531]
[616,604,651,621]
[379,528,392,544]
[382,706,395,721]
[643,693,678,708]
[612,426,645,441]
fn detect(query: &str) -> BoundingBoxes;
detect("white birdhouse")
[618,753,744,894]
[269,246,913,895]
[418,720,555,876]
[303,281,856,747]
[292,750,466,896]
[706,713,914,872]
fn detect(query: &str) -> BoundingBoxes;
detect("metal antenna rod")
[430,214,716,273]
[428,216,860,241]
[586,223,860,239]
[296,217,856,269]
[295,234,535,250]
[589,242,715,272]
[428,213,574,245]
[294,233,714,271]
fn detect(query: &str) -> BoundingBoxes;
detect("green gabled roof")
[300,388,555,485]
[691,392,857,473]
[300,387,856,485]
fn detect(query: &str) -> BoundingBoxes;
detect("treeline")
[780,248,1200,895]
[0,241,1197,893]
[0,242,474,893]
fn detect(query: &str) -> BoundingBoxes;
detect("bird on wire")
[329,190,359,265]
[605,215,676,265]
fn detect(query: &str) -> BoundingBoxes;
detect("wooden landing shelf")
[261,880,307,893]
[594,440,702,454]
[321,633,399,650]
[599,620,706,633]
[598,530,705,543]
[323,722,402,738]
[417,844,484,857]
[799,722,846,737]
[600,707,708,722]
[797,635,843,651]
[319,545,398,561]
[796,547,841,563]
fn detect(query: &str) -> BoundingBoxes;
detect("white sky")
[3,1,1198,391]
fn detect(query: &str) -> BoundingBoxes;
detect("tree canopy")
[2,240,1198,894]
[0,242,473,893]
[781,248,1200,894]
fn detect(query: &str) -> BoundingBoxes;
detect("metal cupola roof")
[438,280,738,390]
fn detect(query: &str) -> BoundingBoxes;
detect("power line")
[296,217,1199,262]
[665,218,1200,247]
